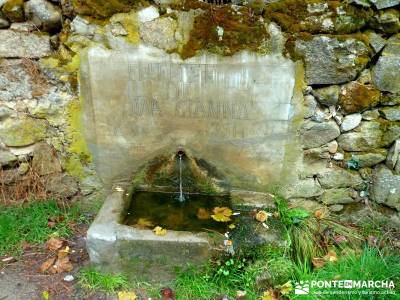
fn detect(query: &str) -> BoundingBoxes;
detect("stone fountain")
[82,45,303,280]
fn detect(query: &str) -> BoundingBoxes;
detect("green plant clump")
[0,200,82,256]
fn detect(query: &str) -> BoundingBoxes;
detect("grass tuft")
[0,200,82,256]
[79,267,129,293]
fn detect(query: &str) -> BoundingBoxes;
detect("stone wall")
[0,0,399,221]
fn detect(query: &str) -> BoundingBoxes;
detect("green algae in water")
[124,192,232,233]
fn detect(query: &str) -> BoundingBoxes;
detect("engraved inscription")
[82,47,297,188]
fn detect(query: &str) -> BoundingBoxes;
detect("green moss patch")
[181,5,269,58]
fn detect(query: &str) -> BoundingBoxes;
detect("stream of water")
[178,153,185,202]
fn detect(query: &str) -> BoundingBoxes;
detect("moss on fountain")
[71,0,148,19]
[180,4,269,59]
[64,97,92,179]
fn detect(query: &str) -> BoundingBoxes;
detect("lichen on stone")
[64,97,92,179]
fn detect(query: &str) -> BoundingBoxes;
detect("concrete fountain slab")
[86,188,225,282]
[87,188,286,282]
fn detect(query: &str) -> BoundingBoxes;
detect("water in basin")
[124,191,232,233]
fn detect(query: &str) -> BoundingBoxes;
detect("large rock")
[139,17,178,51]
[373,34,400,93]
[0,60,35,102]
[365,31,386,53]
[0,148,17,167]
[312,85,339,107]
[0,116,47,147]
[32,143,62,176]
[317,167,364,190]
[0,30,51,58]
[339,81,381,114]
[0,12,9,28]
[1,0,24,22]
[386,140,400,173]
[45,173,79,198]
[380,105,400,121]
[369,9,400,34]
[295,36,370,85]
[370,165,400,210]
[345,149,388,168]
[371,0,400,9]
[337,120,400,151]
[301,120,340,149]
[340,113,362,132]
[24,0,61,32]
[281,178,323,199]
[320,188,355,205]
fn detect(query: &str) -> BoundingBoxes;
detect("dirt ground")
[0,225,116,300]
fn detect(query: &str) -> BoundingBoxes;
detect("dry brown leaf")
[255,210,269,222]
[211,207,232,222]
[39,257,56,273]
[46,237,64,251]
[53,256,73,273]
[314,208,329,219]
[196,208,210,220]
[153,226,167,236]
[312,257,326,269]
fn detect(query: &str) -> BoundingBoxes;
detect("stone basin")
[86,187,284,282]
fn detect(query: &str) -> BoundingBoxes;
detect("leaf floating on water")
[211,207,232,222]
[135,218,154,229]
[196,208,210,220]
[118,291,137,300]
[153,226,167,236]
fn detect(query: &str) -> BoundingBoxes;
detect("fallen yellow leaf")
[153,226,167,236]
[211,206,232,222]
[228,224,236,229]
[325,250,338,262]
[42,291,49,300]
[280,281,293,295]
[118,291,137,300]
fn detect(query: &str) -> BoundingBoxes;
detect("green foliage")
[0,200,82,256]
[293,247,400,299]
[174,258,262,300]
[275,195,310,227]
[79,267,129,293]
